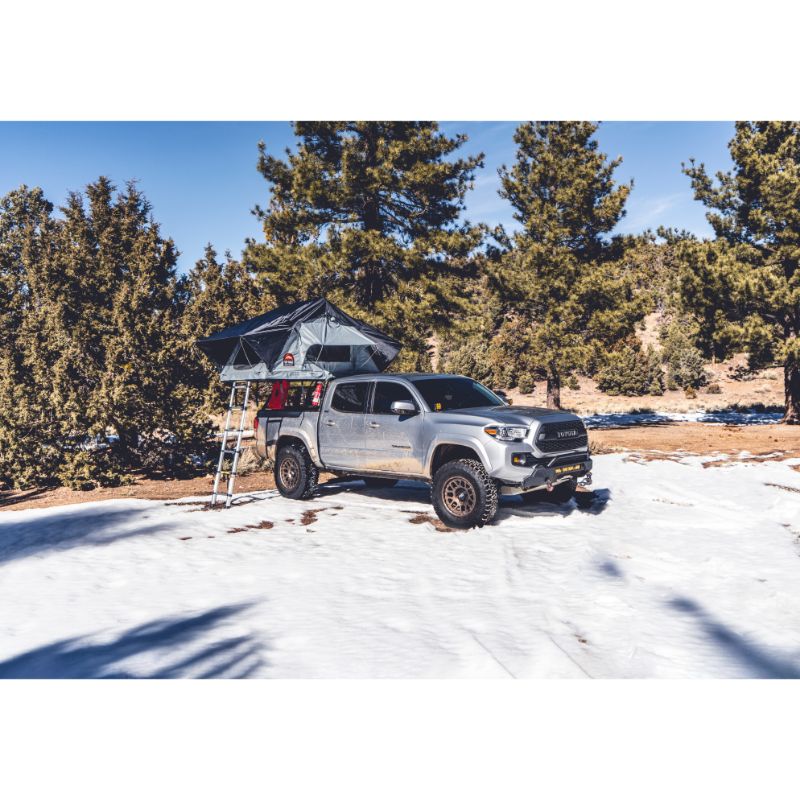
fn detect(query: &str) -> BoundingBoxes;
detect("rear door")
[363,380,425,475]
[318,380,370,469]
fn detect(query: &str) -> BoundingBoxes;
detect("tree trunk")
[783,361,800,424]
[546,374,561,409]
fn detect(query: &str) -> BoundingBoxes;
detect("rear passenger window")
[372,381,417,414]
[331,382,368,413]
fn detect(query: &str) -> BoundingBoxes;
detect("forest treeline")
[1,121,799,490]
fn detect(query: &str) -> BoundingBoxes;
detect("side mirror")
[494,390,511,405]
[391,400,417,415]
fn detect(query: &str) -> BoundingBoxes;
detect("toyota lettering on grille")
[556,429,578,439]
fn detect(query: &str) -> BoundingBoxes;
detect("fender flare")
[273,430,324,469]
[424,436,492,478]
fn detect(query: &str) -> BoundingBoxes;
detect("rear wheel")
[274,443,319,500]
[363,477,398,489]
[432,458,498,529]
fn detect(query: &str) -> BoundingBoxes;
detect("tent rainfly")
[195,297,402,382]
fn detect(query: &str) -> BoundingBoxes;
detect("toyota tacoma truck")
[254,373,592,529]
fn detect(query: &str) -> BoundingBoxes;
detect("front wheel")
[431,458,498,529]
[274,443,319,500]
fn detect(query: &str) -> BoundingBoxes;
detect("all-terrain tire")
[363,477,398,488]
[522,478,576,505]
[431,458,498,529]
[274,442,319,500]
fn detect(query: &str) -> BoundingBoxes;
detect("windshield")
[410,377,503,412]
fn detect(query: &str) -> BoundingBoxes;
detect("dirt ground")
[0,471,281,512]
[507,358,784,415]
[3,422,799,513]
[589,422,800,460]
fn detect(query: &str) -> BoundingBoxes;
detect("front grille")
[535,420,588,453]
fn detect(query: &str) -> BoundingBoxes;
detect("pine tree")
[659,319,709,390]
[0,187,63,488]
[0,179,210,489]
[683,122,800,423]
[438,266,504,385]
[243,122,485,369]
[494,122,646,408]
[596,344,664,396]
[181,244,262,410]
[662,231,745,363]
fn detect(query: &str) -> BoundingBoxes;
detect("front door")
[363,380,425,475]
[318,381,369,469]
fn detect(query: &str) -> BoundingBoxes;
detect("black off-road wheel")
[274,443,319,500]
[431,458,498,529]
[363,477,398,489]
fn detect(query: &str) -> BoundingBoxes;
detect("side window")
[372,381,417,414]
[330,382,368,413]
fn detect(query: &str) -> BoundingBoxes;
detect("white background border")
[2,1,799,797]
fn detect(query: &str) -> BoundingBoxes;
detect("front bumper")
[520,454,593,490]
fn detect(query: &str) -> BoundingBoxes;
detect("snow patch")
[583,410,783,428]
[1,457,799,678]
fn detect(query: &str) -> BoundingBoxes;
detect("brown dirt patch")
[227,520,274,533]
[1,470,338,514]
[408,512,454,533]
[300,510,318,526]
[0,472,278,513]
[590,422,800,460]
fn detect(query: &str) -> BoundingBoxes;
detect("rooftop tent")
[195,297,402,382]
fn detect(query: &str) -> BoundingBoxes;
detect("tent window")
[306,344,351,363]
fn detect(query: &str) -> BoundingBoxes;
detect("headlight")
[484,425,528,442]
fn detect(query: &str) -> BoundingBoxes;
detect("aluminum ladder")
[210,380,251,508]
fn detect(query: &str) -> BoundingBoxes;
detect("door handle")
[325,420,336,427]
[367,421,380,428]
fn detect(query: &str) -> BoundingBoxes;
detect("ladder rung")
[214,380,251,508]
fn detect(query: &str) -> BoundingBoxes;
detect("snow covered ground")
[582,409,784,428]
[1,454,799,678]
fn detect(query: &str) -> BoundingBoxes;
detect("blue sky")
[0,121,734,272]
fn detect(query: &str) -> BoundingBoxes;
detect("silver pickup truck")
[255,373,592,529]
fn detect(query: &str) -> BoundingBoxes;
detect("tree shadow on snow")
[667,596,800,679]
[0,505,172,566]
[0,602,267,679]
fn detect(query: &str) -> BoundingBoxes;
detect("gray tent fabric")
[195,298,402,382]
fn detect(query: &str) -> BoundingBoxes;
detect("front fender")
[423,435,493,478]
